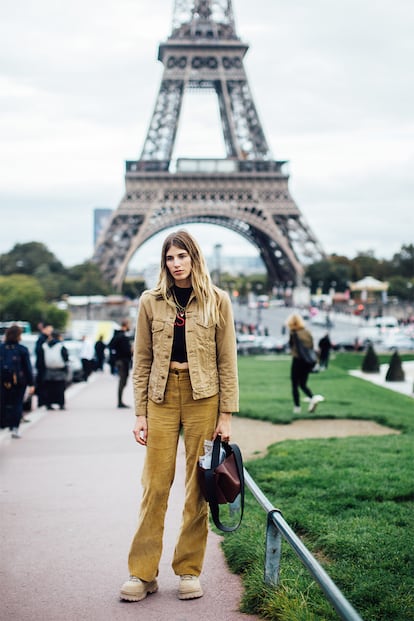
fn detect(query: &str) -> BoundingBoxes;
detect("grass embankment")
[222,353,414,621]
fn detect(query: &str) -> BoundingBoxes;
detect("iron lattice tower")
[93,0,325,289]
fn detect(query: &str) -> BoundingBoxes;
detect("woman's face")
[165,244,192,287]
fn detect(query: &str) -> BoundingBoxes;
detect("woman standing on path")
[287,313,324,414]
[0,324,35,438]
[120,230,239,603]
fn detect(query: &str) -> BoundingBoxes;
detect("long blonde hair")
[153,229,221,325]
[286,312,305,331]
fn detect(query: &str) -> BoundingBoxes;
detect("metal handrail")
[243,468,364,621]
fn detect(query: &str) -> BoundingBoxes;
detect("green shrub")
[386,351,405,382]
[361,343,380,373]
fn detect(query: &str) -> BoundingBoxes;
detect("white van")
[367,316,398,329]
[358,315,399,348]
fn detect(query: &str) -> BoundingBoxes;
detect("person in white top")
[80,336,95,381]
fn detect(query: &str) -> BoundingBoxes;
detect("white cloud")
[0,0,413,268]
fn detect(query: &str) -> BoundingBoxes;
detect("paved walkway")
[349,360,414,397]
[1,360,412,620]
[0,373,258,621]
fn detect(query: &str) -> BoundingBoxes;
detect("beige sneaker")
[308,395,325,413]
[178,575,203,600]
[120,576,158,602]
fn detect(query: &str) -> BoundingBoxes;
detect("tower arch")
[93,1,325,290]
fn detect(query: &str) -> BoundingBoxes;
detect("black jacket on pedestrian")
[0,342,34,429]
[35,333,48,376]
[109,331,132,362]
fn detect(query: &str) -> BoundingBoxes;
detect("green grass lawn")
[220,353,414,621]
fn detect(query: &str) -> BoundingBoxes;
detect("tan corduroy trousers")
[128,369,218,581]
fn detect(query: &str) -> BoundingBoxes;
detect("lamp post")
[256,283,263,328]
[214,243,222,287]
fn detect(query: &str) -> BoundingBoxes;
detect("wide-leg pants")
[128,369,218,582]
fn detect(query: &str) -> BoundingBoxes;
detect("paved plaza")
[0,373,258,621]
[1,359,412,620]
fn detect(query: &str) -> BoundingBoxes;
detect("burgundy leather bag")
[198,436,245,532]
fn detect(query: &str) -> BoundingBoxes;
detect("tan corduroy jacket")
[132,287,239,417]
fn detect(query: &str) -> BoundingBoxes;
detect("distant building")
[206,253,265,276]
[94,208,113,244]
[127,264,160,290]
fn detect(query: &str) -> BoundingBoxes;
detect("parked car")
[237,333,288,355]
[236,334,258,354]
[367,316,398,329]
[0,321,32,336]
[380,333,414,351]
[331,334,364,352]
[310,312,334,328]
[255,335,288,353]
[20,334,39,378]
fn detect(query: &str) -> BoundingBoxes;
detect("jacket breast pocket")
[193,319,215,355]
[151,320,167,346]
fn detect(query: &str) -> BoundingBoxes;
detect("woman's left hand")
[213,412,232,443]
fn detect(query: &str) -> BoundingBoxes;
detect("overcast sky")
[1,0,413,271]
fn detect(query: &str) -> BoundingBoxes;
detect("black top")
[318,335,332,352]
[109,330,132,361]
[35,333,48,372]
[171,286,192,363]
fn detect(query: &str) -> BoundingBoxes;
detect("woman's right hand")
[132,415,148,445]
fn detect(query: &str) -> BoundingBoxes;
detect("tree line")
[0,242,113,329]
[0,241,413,330]
[304,245,414,300]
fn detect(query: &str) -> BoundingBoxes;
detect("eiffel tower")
[93,0,325,290]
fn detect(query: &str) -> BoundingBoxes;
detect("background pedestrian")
[80,335,95,381]
[42,331,69,410]
[287,313,324,414]
[318,332,333,369]
[0,324,35,438]
[94,335,106,371]
[35,322,53,407]
[108,320,132,408]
